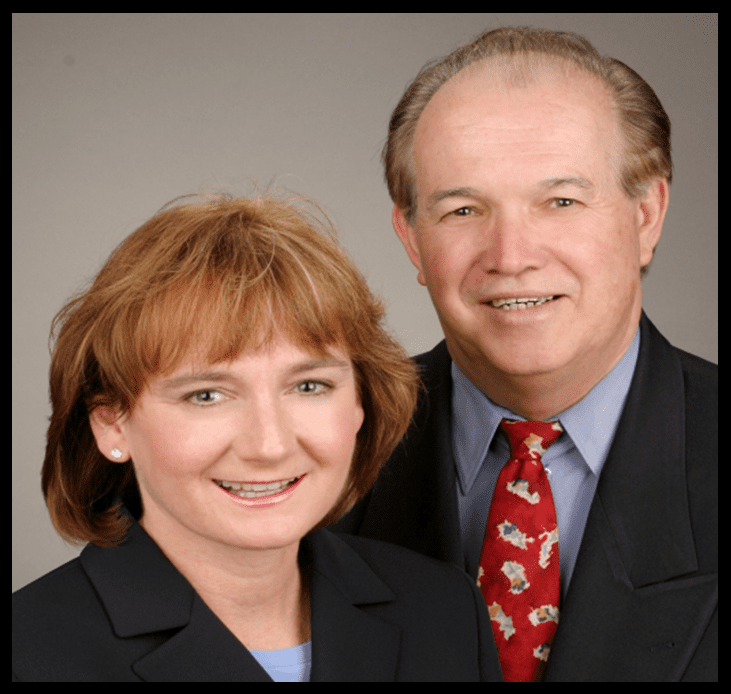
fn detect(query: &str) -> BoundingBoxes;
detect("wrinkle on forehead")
[413,55,621,202]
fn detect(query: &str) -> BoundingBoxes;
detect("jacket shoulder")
[12,555,148,681]
[413,340,451,381]
[13,556,95,636]
[676,347,717,404]
[319,530,501,680]
[675,346,717,467]
[14,558,94,680]
[328,530,479,607]
[677,347,717,571]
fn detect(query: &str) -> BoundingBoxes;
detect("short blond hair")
[43,192,420,547]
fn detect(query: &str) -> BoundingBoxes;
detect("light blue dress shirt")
[452,327,640,600]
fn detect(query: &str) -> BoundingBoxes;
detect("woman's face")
[92,337,365,554]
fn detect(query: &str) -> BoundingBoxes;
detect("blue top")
[249,641,312,682]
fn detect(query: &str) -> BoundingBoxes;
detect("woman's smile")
[213,474,307,507]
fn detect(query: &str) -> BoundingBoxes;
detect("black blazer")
[12,510,502,682]
[331,312,718,681]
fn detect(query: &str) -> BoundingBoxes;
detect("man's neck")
[449,323,639,421]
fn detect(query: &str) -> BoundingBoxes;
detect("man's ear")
[637,177,669,269]
[88,404,129,462]
[392,204,427,287]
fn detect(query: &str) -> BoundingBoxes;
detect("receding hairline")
[444,50,604,91]
[409,54,620,219]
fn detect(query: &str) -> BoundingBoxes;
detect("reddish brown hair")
[43,192,420,547]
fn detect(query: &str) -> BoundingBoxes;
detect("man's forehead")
[413,62,617,198]
[417,54,613,137]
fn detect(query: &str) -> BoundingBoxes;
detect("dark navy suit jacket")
[13,511,502,681]
[331,313,718,681]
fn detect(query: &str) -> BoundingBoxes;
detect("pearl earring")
[110,448,123,460]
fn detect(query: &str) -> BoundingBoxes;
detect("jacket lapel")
[133,594,274,681]
[80,515,273,681]
[304,530,402,681]
[545,313,717,681]
[81,512,405,681]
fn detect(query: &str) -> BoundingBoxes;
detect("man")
[330,27,717,681]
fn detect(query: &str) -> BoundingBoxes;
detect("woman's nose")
[235,396,294,463]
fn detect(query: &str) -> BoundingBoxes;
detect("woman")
[13,192,502,681]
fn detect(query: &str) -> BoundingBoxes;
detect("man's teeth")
[489,296,557,310]
[215,476,301,498]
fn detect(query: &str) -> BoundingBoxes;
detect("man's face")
[394,60,665,408]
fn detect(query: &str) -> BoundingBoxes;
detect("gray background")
[13,13,717,590]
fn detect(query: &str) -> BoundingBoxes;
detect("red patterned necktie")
[477,418,564,682]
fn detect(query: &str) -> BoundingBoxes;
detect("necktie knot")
[500,418,563,462]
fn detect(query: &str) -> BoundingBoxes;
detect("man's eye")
[551,198,576,208]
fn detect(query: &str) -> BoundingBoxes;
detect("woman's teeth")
[489,296,558,310]
[215,476,301,498]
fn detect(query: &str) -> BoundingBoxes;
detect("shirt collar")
[451,326,640,492]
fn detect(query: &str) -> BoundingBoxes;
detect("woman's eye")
[185,390,225,406]
[295,380,331,395]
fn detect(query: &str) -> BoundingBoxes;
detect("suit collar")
[80,511,194,637]
[305,531,402,680]
[592,311,697,588]
[449,326,641,494]
[80,512,272,680]
[80,514,401,681]
[304,527,396,605]
[547,317,711,680]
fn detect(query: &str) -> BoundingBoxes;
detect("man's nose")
[476,210,544,277]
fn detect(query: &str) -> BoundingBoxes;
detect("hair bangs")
[134,265,346,383]
[110,195,352,393]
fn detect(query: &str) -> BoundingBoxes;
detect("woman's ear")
[89,404,130,462]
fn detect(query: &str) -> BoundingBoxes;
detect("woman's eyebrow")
[286,357,351,375]
[158,371,237,391]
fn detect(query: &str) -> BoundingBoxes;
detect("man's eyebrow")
[426,178,594,211]
[536,176,594,191]
[158,357,351,390]
[426,187,481,211]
